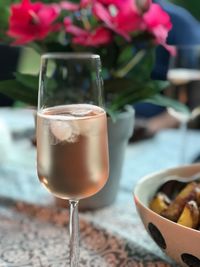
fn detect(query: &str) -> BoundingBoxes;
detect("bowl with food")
[134,164,200,267]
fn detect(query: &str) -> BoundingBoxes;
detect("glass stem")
[69,200,79,267]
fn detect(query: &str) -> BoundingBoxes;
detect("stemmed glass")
[167,46,200,163]
[36,53,109,266]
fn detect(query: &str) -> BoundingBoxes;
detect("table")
[1,108,200,267]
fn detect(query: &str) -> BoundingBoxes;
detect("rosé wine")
[37,104,109,200]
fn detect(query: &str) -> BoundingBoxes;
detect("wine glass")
[36,53,109,266]
[167,45,200,163]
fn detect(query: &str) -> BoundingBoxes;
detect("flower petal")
[144,3,172,45]
[72,26,113,46]
[60,1,79,11]
[7,0,60,45]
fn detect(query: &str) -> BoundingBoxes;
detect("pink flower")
[93,0,144,40]
[60,0,91,10]
[143,3,172,45]
[7,0,60,45]
[80,0,92,8]
[60,1,79,11]
[97,0,135,9]
[64,18,87,36]
[73,27,113,46]
[64,19,113,46]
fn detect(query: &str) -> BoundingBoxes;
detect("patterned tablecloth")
[1,108,200,267]
[0,199,176,267]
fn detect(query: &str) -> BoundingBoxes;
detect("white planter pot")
[79,105,135,210]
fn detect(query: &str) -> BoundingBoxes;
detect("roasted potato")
[161,182,198,222]
[177,200,199,229]
[149,179,200,230]
[149,192,171,215]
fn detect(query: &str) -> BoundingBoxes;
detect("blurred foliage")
[0,0,188,116]
[170,0,200,21]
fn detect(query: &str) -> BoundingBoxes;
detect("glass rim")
[41,52,100,60]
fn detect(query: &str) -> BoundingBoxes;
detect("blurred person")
[170,0,200,22]
[133,0,200,140]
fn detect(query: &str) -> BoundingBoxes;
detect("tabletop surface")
[1,107,200,267]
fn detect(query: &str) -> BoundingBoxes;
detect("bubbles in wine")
[50,119,79,144]
[69,109,97,117]
[43,105,104,144]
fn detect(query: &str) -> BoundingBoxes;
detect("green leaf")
[0,79,37,106]
[112,50,146,78]
[15,72,57,91]
[14,72,39,90]
[117,45,133,65]
[28,42,43,54]
[0,5,10,40]
[107,83,158,112]
[146,94,191,115]
[98,44,119,70]
[105,76,190,116]
[128,48,155,81]
[105,108,117,122]
[104,78,133,93]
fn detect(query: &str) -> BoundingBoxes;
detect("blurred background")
[170,0,200,21]
[1,0,200,146]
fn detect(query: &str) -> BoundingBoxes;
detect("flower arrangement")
[0,0,184,115]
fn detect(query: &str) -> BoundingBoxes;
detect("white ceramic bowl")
[134,164,200,267]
